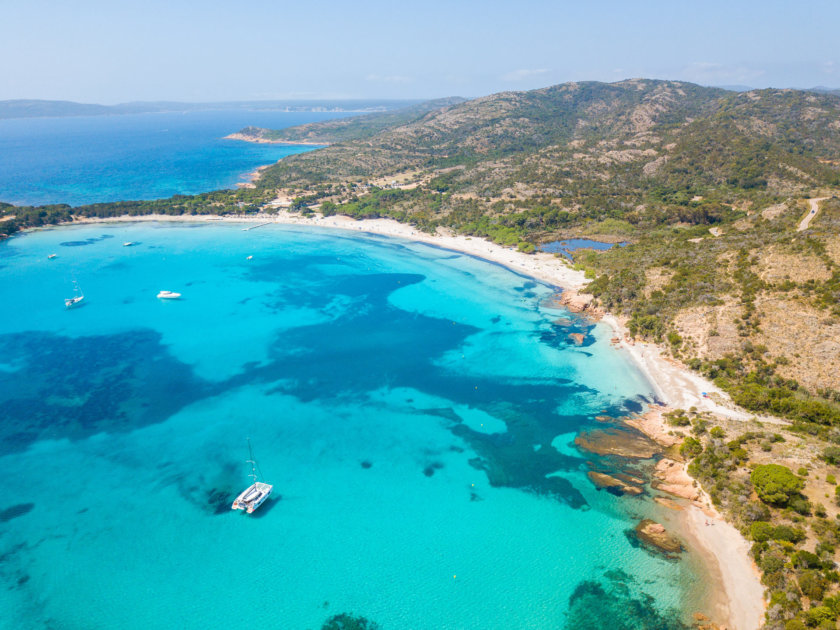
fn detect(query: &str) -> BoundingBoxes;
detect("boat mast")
[246,438,258,486]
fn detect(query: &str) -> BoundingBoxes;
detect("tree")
[750,464,804,506]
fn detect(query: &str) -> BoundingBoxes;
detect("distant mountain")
[0,98,423,120]
[0,99,113,119]
[807,86,840,95]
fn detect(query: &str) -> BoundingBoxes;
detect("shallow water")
[0,223,703,629]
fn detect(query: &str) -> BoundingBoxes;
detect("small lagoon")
[540,238,627,260]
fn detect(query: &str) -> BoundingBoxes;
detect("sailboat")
[231,439,273,514]
[64,281,84,308]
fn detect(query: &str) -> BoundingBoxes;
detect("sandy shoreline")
[66,210,766,628]
[224,132,329,146]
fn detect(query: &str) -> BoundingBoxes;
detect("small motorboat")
[157,290,181,299]
[246,255,253,260]
[48,254,57,259]
[123,242,135,247]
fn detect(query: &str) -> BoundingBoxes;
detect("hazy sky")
[2,0,838,103]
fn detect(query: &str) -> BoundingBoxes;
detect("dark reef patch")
[322,613,380,630]
[0,329,212,455]
[564,571,688,629]
[0,503,34,522]
[59,234,113,247]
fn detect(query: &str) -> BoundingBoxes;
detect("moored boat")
[64,281,84,308]
[232,439,273,514]
[156,290,181,299]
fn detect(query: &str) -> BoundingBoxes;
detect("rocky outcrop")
[556,289,601,318]
[653,458,700,501]
[575,428,660,459]
[635,519,683,555]
[587,471,643,495]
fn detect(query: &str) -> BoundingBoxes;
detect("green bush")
[751,464,804,506]
[805,605,835,627]
[773,525,806,543]
[709,426,725,439]
[760,551,786,574]
[750,521,774,542]
[823,447,840,465]
[680,436,703,458]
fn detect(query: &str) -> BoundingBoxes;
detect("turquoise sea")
[0,111,348,207]
[0,222,708,629]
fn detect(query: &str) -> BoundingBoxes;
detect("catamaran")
[231,439,273,514]
[64,281,84,308]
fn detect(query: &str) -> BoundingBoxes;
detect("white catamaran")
[231,439,273,514]
[64,281,84,308]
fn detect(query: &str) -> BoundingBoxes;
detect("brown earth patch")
[756,248,832,284]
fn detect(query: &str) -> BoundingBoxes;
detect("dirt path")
[797,197,829,231]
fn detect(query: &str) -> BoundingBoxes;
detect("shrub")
[805,605,835,627]
[773,525,806,543]
[750,521,774,542]
[823,447,840,465]
[790,497,812,516]
[710,426,726,439]
[751,464,804,506]
[760,551,786,574]
[827,474,837,485]
[680,436,703,458]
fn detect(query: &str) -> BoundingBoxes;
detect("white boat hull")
[231,482,273,514]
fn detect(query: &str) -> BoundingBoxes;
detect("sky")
[1,0,838,103]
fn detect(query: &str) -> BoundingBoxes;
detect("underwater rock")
[575,428,660,459]
[634,519,683,555]
[587,471,643,496]
[654,496,684,511]
[568,332,585,345]
[321,613,380,630]
[0,503,34,523]
[564,573,689,629]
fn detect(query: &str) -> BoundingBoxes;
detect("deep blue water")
[0,223,709,629]
[0,110,349,207]
[540,238,627,260]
